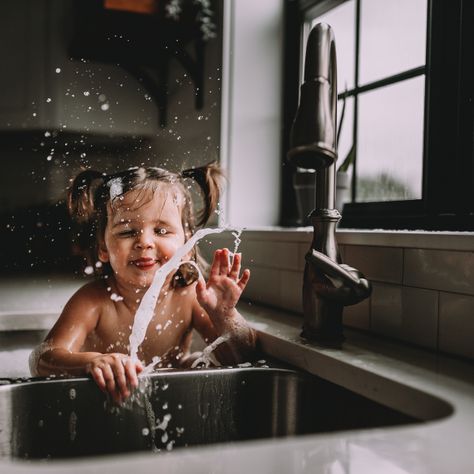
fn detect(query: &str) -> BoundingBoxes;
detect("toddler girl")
[31,163,257,404]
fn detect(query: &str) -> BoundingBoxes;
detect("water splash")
[231,228,243,255]
[129,227,226,362]
[190,334,230,368]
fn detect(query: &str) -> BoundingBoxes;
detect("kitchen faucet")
[287,23,371,344]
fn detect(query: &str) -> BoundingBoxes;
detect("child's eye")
[156,228,168,235]
[118,230,136,237]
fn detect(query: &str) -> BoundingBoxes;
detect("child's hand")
[196,248,250,319]
[86,353,143,404]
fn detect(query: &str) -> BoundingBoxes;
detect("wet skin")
[35,187,257,404]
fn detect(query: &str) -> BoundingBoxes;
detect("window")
[282,0,474,230]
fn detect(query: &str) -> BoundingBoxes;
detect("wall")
[0,0,222,210]
[200,229,474,362]
[219,0,284,227]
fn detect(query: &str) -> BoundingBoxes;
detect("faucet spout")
[287,23,371,344]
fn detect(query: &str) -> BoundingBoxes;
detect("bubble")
[69,388,76,400]
[83,91,90,96]
[46,98,52,103]
[101,103,110,111]
[142,428,150,436]
[55,67,61,73]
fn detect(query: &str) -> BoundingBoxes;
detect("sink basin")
[0,366,437,460]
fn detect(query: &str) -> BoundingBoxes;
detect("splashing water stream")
[129,227,232,363]
[190,334,230,368]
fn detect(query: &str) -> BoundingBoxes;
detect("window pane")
[309,0,356,93]
[337,95,354,165]
[359,0,427,84]
[356,77,424,202]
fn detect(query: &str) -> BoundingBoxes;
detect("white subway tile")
[404,249,474,295]
[343,297,370,330]
[239,240,300,271]
[279,270,303,313]
[344,246,403,284]
[439,292,474,360]
[243,266,281,307]
[371,283,438,349]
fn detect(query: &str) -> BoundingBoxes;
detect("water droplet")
[84,266,94,275]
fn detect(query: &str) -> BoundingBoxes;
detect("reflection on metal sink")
[0,366,450,460]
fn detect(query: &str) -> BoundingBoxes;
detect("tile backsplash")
[200,229,474,361]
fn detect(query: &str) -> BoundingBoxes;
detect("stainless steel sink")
[0,366,438,460]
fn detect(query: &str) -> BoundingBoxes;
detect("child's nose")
[135,229,155,248]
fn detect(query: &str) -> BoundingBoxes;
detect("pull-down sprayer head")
[287,23,338,171]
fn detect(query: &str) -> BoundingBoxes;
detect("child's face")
[99,186,187,289]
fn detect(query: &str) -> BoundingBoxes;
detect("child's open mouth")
[131,258,158,270]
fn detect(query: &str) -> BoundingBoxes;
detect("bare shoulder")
[45,280,108,346]
[61,279,109,319]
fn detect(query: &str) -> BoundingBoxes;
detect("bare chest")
[85,290,195,365]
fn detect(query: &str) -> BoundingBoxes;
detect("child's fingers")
[219,248,230,275]
[123,358,139,389]
[229,253,242,280]
[113,358,129,398]
[209,249,221,280]
[102,364,116,396]
[238,268,251,290]
[195,277,209,306]
[90,367,107,393]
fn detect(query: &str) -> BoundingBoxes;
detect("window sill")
[229,227,474,251]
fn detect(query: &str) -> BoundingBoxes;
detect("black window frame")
[281,0,474,231]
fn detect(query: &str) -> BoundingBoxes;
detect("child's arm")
[192,248,258,365]
[33,283,142,403]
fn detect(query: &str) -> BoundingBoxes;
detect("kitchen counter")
[1,277,474,473]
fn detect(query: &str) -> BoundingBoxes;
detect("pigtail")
[67,169,104,223]
[182,161,224,227]
[67,169,106,269]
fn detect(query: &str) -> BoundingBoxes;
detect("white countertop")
[1,277,474,473]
